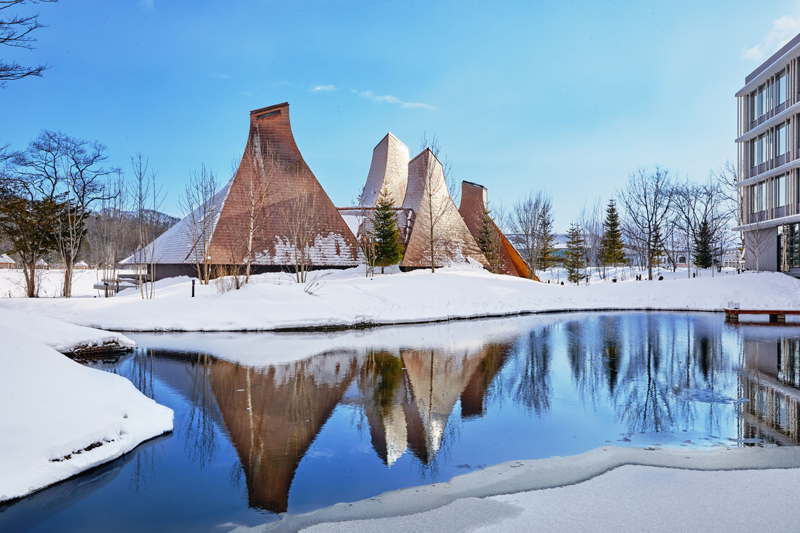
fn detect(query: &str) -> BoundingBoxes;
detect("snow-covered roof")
[75,261,89,267]
[0,254,14,264]
[123,180,233,265]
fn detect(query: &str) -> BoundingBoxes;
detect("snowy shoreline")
[261,446,800,532]
[1,266,797,333]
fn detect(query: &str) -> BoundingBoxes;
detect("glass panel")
[777,125,787,155]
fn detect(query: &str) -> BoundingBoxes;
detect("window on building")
[758,85,767,116]
[750,140,757,167]
[759,133,767,164]
[777,71,787,105]
[777,124,787,156]
[776,174,786,207]
[749,92,757,121]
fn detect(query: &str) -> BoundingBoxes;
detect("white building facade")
[735,32,800,274]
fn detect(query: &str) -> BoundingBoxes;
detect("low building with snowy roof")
[0,254,15,269]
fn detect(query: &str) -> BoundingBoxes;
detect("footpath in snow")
[0,266,798,332]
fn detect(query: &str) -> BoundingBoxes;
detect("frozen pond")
[3,312,799,532]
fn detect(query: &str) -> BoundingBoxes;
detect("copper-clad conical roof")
[210,103,361,267]
[400,149,488,269]
[458,180,533,279]
[360,133,410,207]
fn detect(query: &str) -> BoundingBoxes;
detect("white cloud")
[311,84,336,92]
[743,15,800,62]
[211,73,231,80]
[357,90,436,110]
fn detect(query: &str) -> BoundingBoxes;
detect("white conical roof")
[360,132,410,207]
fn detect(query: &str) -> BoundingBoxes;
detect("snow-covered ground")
[0,324,173,503]
[0,265,797,332]
[0,307,134,354]
[248,446,800,533]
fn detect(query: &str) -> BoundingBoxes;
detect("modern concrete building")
[735,33,800,273]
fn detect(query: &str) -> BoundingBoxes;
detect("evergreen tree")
[564,222,586,284]
[650,225,666,268]
[538,210,557,272]
[476,207,502,273]
[693,218,713,269]
[600,199,626,267]
[369,187,405,274]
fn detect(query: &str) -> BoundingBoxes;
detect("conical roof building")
[360,133,410,207]
[130,103,361,279]
[458,181,533,279]
[400,149,489,269]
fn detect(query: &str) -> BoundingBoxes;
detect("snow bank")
[0,308,134,354]
[0,267,798,332]
[255,446,800,533]
[0,326,173,502]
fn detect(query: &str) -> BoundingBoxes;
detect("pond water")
[3,312,800,532]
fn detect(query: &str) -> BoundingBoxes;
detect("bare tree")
[672,178,730,277]
[224,133,276,285]
[282,163,318,283]
[0,0,58,87]
[509,190,553,280]
[744,213,770,272]
[89,170,128,293]
[13,130,114,297]
[578,198,603,281]
[417,134,455,273]
[618,166,673,281]
[180,165,220,284]
[130,152,164,298]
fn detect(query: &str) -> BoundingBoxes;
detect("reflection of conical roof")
[400,150,488,269]
[360,352,409,467]
[211,103,361,267]
[400,348,488,463]
[460,343,513,419]
[360,133,410,207]
[458,181,534,279]
[208,354,358,513]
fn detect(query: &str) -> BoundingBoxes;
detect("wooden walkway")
[724,308,800,323]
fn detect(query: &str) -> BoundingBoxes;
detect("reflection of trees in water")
[503,328,552,417]
[610,315,731,436]
[115,348,156,400]
[180,353,219,469]
[128,443,163,493]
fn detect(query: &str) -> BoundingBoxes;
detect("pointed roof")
[401,347,489,463]
[211,103,361,266]
[126,103,361,269]
[360,132,410,207]
[400,149,488,269]
[458,180,534,279]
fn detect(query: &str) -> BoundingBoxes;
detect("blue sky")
[2,0,800,230]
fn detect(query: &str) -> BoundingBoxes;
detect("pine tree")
[564,222,586,284]
[476,207,502,273]
[650,225,665,269]
[369,187,405,274]
[693,218,713,269]
[600,199,626,267]
[538,210,557,272]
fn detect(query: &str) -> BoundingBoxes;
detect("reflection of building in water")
[359,344,511,467]
[460,344,514,419]
[740,333,800,444]
[401,347,492,463]
[359,352,409,467]
[208,352,360,513]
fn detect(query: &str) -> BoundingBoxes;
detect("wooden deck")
[724,308,800,323]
